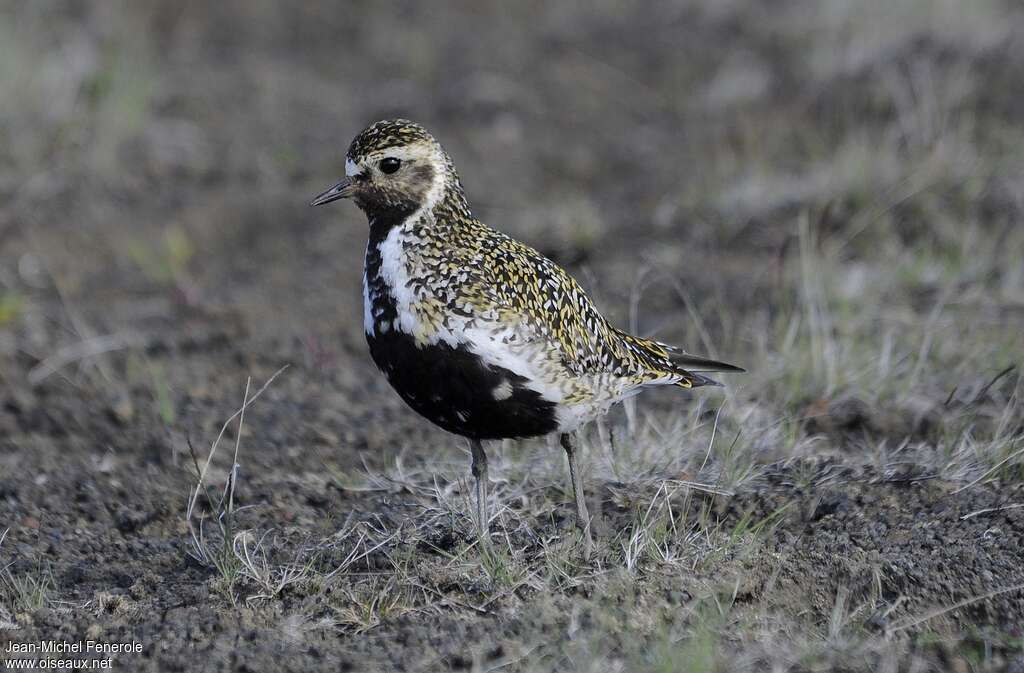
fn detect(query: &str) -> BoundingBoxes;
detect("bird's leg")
[560,432,593,560]
[469,438,489,546]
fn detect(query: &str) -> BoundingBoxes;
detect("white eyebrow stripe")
[345,158,359,176]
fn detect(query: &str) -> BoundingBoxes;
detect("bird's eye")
[379,157,401,174]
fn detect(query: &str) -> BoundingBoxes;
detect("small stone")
[110,394,135,425]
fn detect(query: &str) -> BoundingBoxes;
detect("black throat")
[363,199,419,245]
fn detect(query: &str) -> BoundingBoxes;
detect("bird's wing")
[461,231,613,372]
[457,224,736,388]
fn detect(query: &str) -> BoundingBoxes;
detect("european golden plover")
[312,119,743,558]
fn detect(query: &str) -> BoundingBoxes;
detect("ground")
[1,2,1023,671]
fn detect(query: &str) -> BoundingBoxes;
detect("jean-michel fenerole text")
[5,640,142,654]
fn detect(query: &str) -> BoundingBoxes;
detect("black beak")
[310,177,354,206]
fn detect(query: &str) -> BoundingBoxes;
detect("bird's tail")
[614,330,745,389]
[669,351,746,373]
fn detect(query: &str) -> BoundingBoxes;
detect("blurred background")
[1,1,1023,671]
[2,0,1021,456]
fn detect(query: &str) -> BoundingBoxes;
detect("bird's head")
[311,119,460,221]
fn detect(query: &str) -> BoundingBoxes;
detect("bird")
[311,119,743,558]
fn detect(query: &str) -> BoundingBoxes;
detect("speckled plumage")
[313,119,743,554]
[333,119,741,438]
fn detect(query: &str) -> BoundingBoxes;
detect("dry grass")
[0,529,56,620]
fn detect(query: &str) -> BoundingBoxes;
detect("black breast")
[366,329,558,441]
